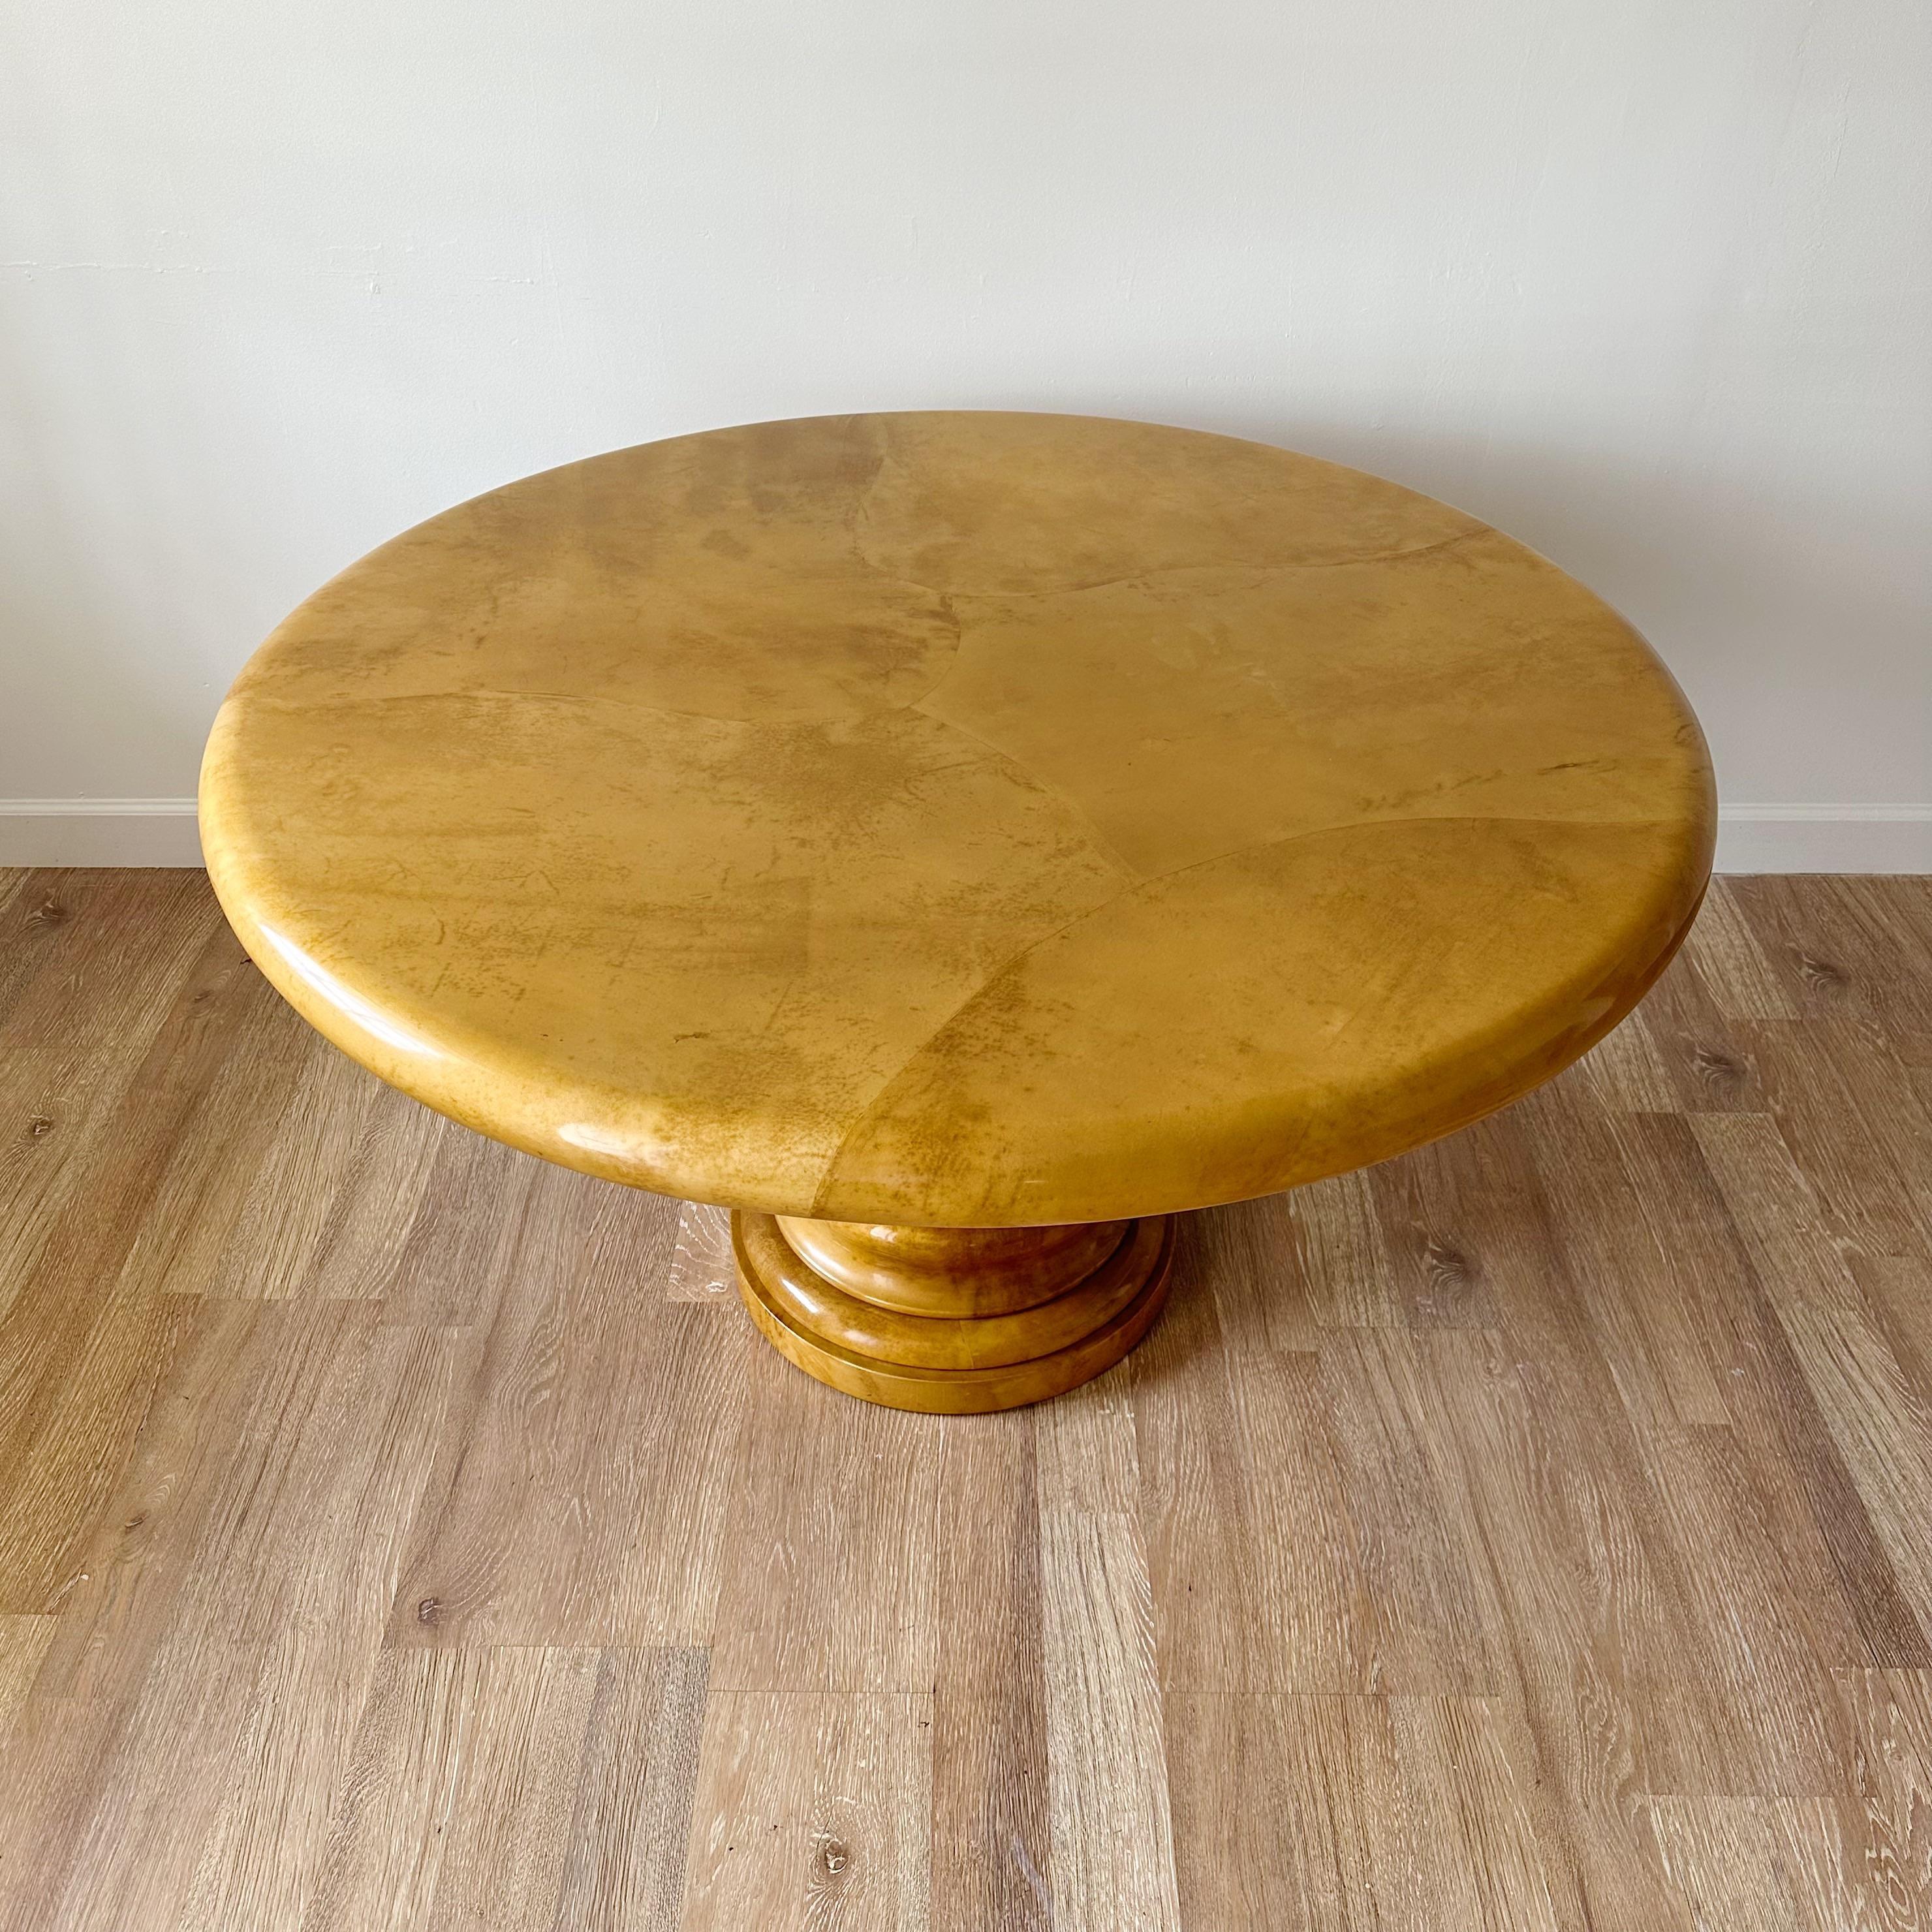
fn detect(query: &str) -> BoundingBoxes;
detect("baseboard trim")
[0,798,204,867]
[3,798,1928,874]
[1715,804,1932,875]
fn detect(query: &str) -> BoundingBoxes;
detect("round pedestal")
[732,1211,1177,1412]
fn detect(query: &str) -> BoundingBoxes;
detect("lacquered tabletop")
[200,412,1715,1226]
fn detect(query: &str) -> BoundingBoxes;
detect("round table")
[200,412,1715,1410]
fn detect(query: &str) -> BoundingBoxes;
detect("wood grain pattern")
[679,1691,931,1932]
[665,1203,735,1303]
[931,1409,1053,1932]
[709,1337,941,1692]
[1168,1692,1563,1930]
[0,1615,55,1748]
[554,1647,710,1932]
[2,871,1930,1928]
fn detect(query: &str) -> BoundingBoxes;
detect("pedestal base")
[732,1211,1177,1412]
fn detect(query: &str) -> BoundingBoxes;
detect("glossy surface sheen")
[200,411,1715,1227]
[734,1211,1177,1412]
[774,1216,1132,1316]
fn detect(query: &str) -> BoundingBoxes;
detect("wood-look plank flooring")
[2,867,1931,1930]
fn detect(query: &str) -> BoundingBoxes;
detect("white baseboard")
[1715,804,1932,875]
[0,798,204,867]
[2,798,1927,875]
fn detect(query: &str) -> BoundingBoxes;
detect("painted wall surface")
[3,1,1927,863]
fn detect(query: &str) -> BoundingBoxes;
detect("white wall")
[4,0,1927,869]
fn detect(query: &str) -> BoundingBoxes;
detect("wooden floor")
[1,871,1930,1930]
